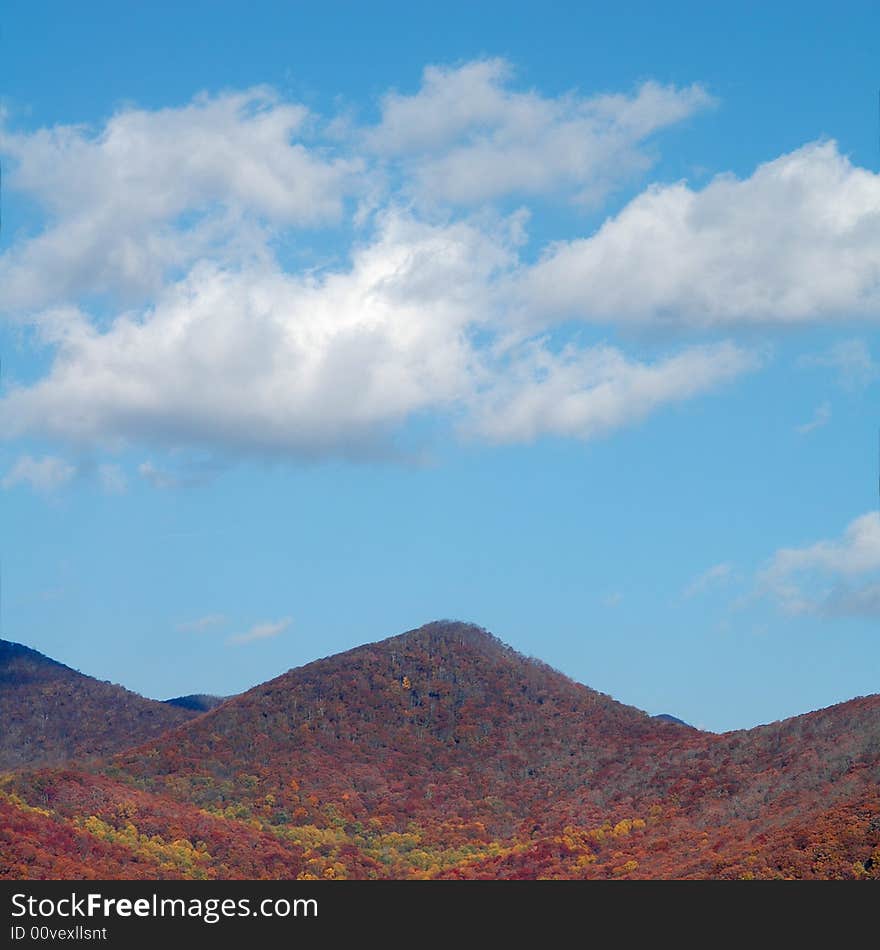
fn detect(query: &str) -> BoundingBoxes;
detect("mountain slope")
[2,621,878,879]
[0,639,198,771]
[109,621,880,832]
[109,621,696,835]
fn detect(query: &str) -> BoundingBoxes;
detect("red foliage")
[3,622,880,879]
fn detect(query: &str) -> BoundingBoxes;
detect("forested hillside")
[2,623,878,879]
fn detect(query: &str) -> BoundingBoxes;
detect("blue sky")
[2,1,879,732]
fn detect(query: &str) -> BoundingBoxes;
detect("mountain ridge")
[2,621,879,879]
[0,638,199,771]
[163,694,228,712]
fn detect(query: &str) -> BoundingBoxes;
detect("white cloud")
[228,616,292,645]
[1,454,75,492]
[0,88,362,313]
[0,211,759,458]
[369,59,713,205]
[766,512,880,577]
[758,512,880,614]
[795,401,831,435]
[0,213,514,457]
[799,339,877,390]
[468,341,758,444]
[684,562,733,599]
[519,141,880,329]
[12,68,869,467]
[178,614,227,633]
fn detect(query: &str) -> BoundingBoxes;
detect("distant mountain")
[2,622,879,879]
[163,694,228,712]
[0,639,198,771]
[653,713,693,727]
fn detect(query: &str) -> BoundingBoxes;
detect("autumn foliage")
[0,640,197,771]
[2,622,879,879]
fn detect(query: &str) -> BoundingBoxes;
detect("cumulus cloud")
[0,210,759,457]
[519,141,880,329]
[469,341,758,444]
[766,513,880,577]
[368,59,713,205]
[228,616,292,645]
[795,402,831,435]
[758,512,880,615]
[0,87,362,313]
[0,213,512,456]
[10,65,876,470]
[2,454,75,492]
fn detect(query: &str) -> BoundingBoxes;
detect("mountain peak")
[108,617,676,843]
[347,619,570,687]
[389,619,510,653]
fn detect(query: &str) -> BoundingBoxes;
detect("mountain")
[1,621,879,880]
[0,638,198,771]
[653,713,692,727]
[108,621,692,833]
[163,694,228,712]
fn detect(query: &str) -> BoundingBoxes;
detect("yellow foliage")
[113,800,138,821]
[0,790,52,817]
[589,823,611,842]
[79,814,211,877]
